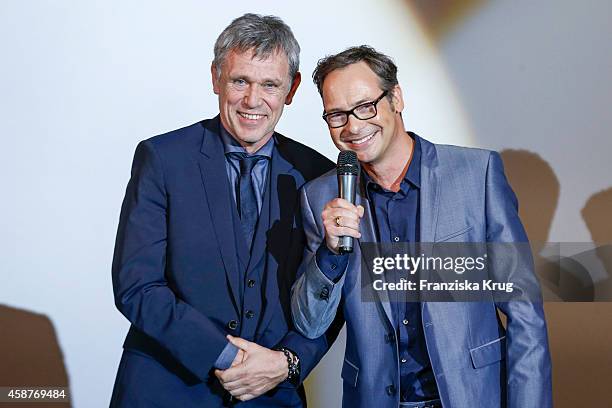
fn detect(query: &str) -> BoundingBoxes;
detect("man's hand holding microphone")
[321,198,364,254]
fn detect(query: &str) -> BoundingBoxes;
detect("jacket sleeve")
[273,182,345,386]
[112,140,229,381]
[291,185,348,340]
[485,151,553,408]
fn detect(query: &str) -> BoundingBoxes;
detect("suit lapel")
[356,183,377,245]
[197,118,241,310]
[356,182,394,325]
[418,135,440,243]
[416,135,440,312]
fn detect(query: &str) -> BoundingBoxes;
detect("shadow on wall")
[500,149,607,301]
[0,304,71,407]
[582,188,612,297]
[500,150,612,408]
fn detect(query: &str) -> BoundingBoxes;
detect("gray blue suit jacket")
[291,135,552,408]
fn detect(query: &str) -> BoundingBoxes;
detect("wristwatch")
[274,346,301,386]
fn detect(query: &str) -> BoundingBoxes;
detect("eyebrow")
[326,96,375,114]
[230,74,283,85]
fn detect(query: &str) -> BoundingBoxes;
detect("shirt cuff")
[315,243,348,283]
[214,341,239,370]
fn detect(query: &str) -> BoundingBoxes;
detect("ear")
[211,64,220,95]
[390,84,404,113]
[284,72,301,105]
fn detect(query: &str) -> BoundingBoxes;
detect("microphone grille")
[337,150,359,175]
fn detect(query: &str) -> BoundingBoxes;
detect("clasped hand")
[214,335,289,402]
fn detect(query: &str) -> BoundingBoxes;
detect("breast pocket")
[436,225,474,242]
[469,336,506,369]
[341,358,359,387]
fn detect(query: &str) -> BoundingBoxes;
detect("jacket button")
[319,286,330,300]
[245,310,255,319]
[227,320,239,330]
[247,279,256,288]
[386,384,396,396]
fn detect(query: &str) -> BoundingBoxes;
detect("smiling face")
[212,48,301,152]
[321,61,405,166]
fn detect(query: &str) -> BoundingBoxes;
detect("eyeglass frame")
[322,90,389,128]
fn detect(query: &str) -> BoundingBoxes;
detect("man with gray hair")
[110,13,341,407]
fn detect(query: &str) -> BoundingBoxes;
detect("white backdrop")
[1,1,610,407]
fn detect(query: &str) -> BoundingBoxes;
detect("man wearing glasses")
[290,46,552,407]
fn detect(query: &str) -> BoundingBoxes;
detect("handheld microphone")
[336,150,360,254]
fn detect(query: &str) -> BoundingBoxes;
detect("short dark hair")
[213,13,300,80]
[312,45,398,96]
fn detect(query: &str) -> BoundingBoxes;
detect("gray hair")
[312,45,398,97]
[213,13,300,80]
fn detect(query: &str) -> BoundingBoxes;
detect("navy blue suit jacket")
[111,117,339,407]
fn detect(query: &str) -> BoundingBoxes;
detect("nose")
[347,112,366,134]
[243,84,262,109]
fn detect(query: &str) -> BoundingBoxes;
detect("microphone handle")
[338,173,357,253]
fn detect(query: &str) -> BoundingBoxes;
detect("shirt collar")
[406,133,421,189]
[219,123,275,159]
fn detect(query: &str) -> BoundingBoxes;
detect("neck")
[243,134,274,154]
[363,132,413,191]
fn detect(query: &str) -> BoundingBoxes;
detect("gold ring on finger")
[335,216,342,227]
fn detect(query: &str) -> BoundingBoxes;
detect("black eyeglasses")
[322,90,388,128]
